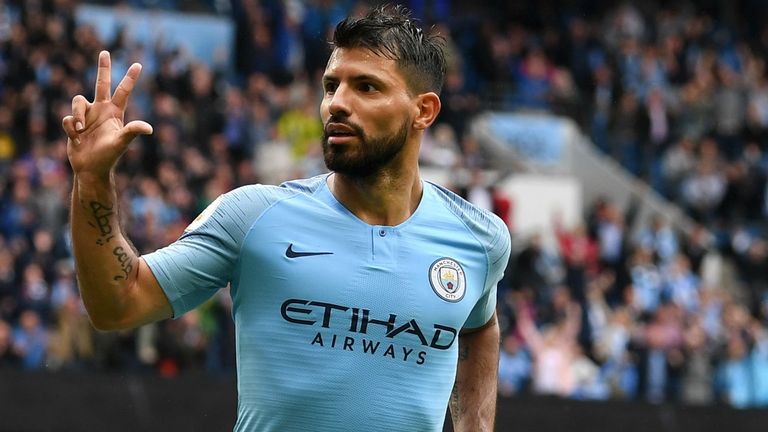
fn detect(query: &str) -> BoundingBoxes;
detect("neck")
[328,165,423,226]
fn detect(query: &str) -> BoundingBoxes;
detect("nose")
[327,84,351,117]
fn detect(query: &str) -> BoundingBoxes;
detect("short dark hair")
[330,4,446,95]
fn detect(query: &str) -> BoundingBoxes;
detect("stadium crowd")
[1,0,768,410]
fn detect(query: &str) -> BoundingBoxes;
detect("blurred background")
[1,0,768,430]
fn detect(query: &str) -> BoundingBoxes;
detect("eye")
[324,81,338,94]
[358,82,377,93]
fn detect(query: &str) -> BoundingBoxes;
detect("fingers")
[61,116,80,143]
[94,50,111,102]
[71,95,88,132]
[112,63,142,111]
[64,52,150,150]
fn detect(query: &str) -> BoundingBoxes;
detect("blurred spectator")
[733,238,768,320]
[555,220,600,279]
[674,73,715,143]
[47,291,94,371]
[609,91,643,175]
[512,46,556,111]
[517,288,582,397]
[747,72,768,141]
[713,62,748,160]
[680,317,715,405]
[0,248,17,321]
[715,324,765,408]
[681,150,727,223]
[462,168,494,212]
[420,123,461,169]
[589,62,616,155]
[438,66,480,139]
[626,247,663,316]
[634,216,679,265]
[510,234,560,306]
[638,87,672,185]
[497,333,531,397]
[11,309,48,370]
[18,261,51,322]
[156,309,208,376]
[661,136,697,200]
[275,84,323,162]
[591,200,628,277]
[221,86,253,162]
[0,176,38,241]
[593,306,637,399]
[0,318,20,368]
[129,176,181,251]
[662,254,700,314]
[636,303,685,403]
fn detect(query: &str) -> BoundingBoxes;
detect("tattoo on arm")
[112,246,134,281]
[84,200,115,246]
[80,199,137,280]
[450,382,461,421]
[451,343,470,422]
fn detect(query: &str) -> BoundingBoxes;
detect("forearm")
[450,314,500,432]
[70,173,140,329]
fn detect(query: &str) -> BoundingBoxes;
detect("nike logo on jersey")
[285,243,334,258]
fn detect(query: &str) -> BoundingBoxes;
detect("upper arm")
[459,312,501,359]
[458,312,501,362]
[456,311,501,384]
[452,311,500,432]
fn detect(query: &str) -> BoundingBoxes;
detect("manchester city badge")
[428,257,466,302]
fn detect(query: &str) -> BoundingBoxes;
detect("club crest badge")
[429,258,466,302]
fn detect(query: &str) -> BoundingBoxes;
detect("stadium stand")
[2,1,768,426]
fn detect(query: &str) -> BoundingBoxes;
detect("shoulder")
[425,181,508,237]
[425,181,511,263]
[278,175,328,194]
[222,175,327,210]
[184,176,327,234]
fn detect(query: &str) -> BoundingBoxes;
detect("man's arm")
[450,311,500,432]
[63,51,172,330]
[70,174,172,330]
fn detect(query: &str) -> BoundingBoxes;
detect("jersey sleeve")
[143,185,289,317]
[463,213,511,330]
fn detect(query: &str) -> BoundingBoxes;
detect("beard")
[322,117,409,178]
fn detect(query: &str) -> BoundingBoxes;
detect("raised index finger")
[94,50,111,102]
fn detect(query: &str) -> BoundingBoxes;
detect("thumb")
[120,120,154,143]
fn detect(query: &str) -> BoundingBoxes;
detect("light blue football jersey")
[143,174,511,431]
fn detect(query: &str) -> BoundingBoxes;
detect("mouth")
[325,122,357,137]
[324,122,358,144]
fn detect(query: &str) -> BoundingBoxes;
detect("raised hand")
[62,50,153,181]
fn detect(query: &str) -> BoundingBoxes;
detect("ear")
[412,92,441,130]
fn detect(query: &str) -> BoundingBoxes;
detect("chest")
[230,205,488,342]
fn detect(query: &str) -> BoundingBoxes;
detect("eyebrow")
[322,73,387,85]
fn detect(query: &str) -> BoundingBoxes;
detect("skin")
[64,48,499,431]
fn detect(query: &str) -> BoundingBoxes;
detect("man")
[61,6,510,431]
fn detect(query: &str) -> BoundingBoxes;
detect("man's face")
[320,47,416,177]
